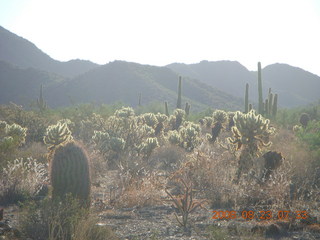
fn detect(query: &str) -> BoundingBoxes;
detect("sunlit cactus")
[202,116,214,128]
[207,110,228,143]
[109,137,125,152]
[92,130,110,154]
[167,130,181,145]
[0,121,27,146]
[140,137,159,159]
[293,125,303,133]
[179,122,201,151]
[57,118,75,132]
[171,109,186,130]
[142,113,158,128]
[229,110,274,151]
[50,141,91,207]
[227,112,235,131]
[5,123,27,145]
[142,124,155,137]
[44,122,73,150]
[114,106,135,118]
[228,110,275,181]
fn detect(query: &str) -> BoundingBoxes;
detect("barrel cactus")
[50,141,91,207]
[300,113,310,128]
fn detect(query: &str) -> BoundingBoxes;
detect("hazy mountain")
[0,26,99,77]
[167,61,320,108]
[167,60,257,99]
[46,61,242,111]
[0,60,63,105]
[261,64,320,108]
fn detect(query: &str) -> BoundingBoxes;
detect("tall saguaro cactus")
[165,101,169,116]
[258,62,263,115]
[37,84,47,112]
[177,76,182,109]
[272,94,278,117]
[245,83,249,113]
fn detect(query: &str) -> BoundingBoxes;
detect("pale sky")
[1,0,320,76]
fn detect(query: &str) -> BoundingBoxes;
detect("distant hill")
[0,60,63,105]
[261,63,320,108]
[1,25,319,110]
[167,60,256,99]
[167,61,320,108]
[0,26,99,77]
[47,61,242,111]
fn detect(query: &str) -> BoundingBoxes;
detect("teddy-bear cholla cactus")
[0,120,27,148]
[140,137,159,159]
[206,110,228,143]
[170,109,186,130]
[114,106,135,118]
[142,113,158,128]
[50,141,91,207]
[229,110,275,181]
[92,130,125,155]
[154,113,168,135]
[229,110,274,152]
[44,122,73,150]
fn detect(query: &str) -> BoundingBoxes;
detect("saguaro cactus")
[245,83,249,113]
[272,94,278,117]
[258,62,264,115]
[185,102,191,116]
[177,76,182,109]
[37,84,47,112]
[165,101,169,116]
[50,141,91,207]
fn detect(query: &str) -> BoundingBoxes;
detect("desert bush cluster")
[0,101,319,239]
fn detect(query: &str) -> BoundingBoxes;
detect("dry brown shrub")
[115,173,165,208]
[14,142,47,163]
[73,215,119,240]
[148,144,186,172]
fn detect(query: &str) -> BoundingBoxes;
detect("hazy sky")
[1,0,320,76]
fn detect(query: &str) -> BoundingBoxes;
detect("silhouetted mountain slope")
[167,60,257,99]
[168,61,320,108]
[0,61,63,105]
[260,64,320,108]
[47,61,242,111]
[0,26,98,77]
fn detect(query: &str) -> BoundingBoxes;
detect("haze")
[1,0,320,76]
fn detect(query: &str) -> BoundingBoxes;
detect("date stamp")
[212,210,308,221]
